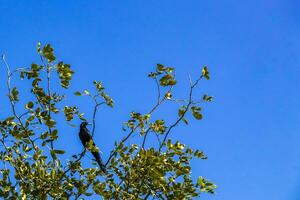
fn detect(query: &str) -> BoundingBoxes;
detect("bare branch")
[91,100,105,138]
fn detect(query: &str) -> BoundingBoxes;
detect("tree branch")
[1,55,38,153]
[159,75,203,152]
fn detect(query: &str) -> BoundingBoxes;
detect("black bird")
[79,122,107,173]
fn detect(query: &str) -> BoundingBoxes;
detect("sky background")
[0,0,300,199]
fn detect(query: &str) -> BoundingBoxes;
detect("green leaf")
[194,150,207,159]
[101,91,114,107]
[50,129,58,140]
[203,94,213,102]
[37,42,41,53]
[191,106,202,120]
[165,92,172,100]
[182,118,189,125]
[150,120,166,134]
[178,107,186,117]
[74,91,82,96]
[64,106,78,121]
[93,80,104,92]
[193,112,202,120]
[46,119,56,128]
[50,150,57,160]
[54,149,65,154]
[11,87,19,101]
[42,44,56,62]
[197,176,204,187]
[57,62,74,88]
[157,63,165,72]
[159,74,177,86]
[84,90,90,95]
[40,131,48,139]
[25,101,34,109]
[202,66,210,80]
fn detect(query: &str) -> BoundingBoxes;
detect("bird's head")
[80,121,90,128]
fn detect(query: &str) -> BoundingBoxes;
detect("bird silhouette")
[79,122,107,173]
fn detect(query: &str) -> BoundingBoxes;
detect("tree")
[0,43,216,199]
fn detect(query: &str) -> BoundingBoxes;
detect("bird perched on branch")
[79,122,107,173]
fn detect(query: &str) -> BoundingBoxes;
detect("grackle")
[79,122,107,173]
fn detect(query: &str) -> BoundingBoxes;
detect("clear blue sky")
[0,1,300,199]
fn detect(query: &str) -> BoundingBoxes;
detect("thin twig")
[105,74,173,166]
[141,128,151,149]
[59,97,104,183]
[1,55,38,153]
[158,75,203,152]
[91,100,105,138]
[41,55,56,166]
[141,77,173,149]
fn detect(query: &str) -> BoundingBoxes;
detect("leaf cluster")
[0,44,216,199]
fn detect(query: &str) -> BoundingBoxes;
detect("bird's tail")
[92,151,107,173]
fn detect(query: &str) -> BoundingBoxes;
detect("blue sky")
[1,1,300,199]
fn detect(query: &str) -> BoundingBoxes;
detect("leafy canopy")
[0,44,216,199]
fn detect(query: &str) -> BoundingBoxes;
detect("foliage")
[0,44,216,199]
